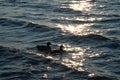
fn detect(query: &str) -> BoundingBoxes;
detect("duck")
[36,42,51,53]
[50,45,65,55]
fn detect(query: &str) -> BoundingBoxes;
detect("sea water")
[0,0,120,80]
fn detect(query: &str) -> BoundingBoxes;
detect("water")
[0,0,120,80]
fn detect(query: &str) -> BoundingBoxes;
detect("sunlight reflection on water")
[55,0,101,36]
[60,44,86,71]
[25,0,104,77]
[26,42,102,78]
[56,24,93,35]
[68,0,95,12]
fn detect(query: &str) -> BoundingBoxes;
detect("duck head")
[47,42,51,46]
[60,45,64,51]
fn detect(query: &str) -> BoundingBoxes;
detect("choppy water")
[0,0,120,80]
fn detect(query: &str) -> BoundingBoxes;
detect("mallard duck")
[51,45,64,54]
[36,42,51,53]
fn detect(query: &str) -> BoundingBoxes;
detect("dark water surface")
[0,0,120,80]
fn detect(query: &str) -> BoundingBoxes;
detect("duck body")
[50,45,64,55]
[36,45,51,51]
[51,49,63,54]
[36,42,51,53]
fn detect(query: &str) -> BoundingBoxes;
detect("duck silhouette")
[50,45,65,60]
[36,42,51,53]
[51,45,64,54]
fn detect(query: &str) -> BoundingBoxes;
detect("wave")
[0,17,61,33]
[69,34,110,42]
[20,3,54,10]
[0,18,25,27]
[51,18,120,24]
[0,45,119,80]
[0,17,119,49]
[25,23,58,32]
[53,7,83,15]
[88,76,118,80]
[51,19,93,24]
[106,30,120,35]
[69,34,120,49]
[98,18,120,23]
[96,40,120,49]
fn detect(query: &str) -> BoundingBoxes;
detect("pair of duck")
[36,42,64,55]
